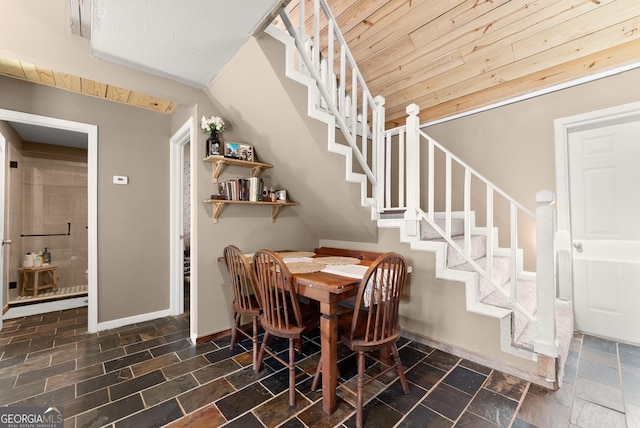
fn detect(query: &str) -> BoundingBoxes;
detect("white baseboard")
[97,309,172,332]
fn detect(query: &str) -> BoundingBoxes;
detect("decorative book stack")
[221,177,263,201]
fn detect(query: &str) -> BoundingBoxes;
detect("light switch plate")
[113,175,129,185]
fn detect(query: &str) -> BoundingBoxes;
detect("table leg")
[319,301,338,414]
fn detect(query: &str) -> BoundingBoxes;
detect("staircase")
[265,0,573,388]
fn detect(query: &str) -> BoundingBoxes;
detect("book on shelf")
[221,177,263,201]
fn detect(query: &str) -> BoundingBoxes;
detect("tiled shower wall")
[11,157,88,289]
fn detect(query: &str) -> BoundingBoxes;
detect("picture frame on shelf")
[238,144,254,162]
[224,142,239,159]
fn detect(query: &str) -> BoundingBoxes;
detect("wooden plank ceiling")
[0,57,177,114]
[2,0,639,124]
[294,0,640,127]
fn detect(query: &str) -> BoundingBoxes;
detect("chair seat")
[234,294,261,317]
[337,309,400,352]
[260,299,319,339]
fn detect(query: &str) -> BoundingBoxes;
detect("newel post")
[374,95,386,212]
[534,190,558,358]
[405,104,420,235]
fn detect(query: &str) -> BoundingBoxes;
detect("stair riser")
[446,235,486,268]
[419,218,465,240]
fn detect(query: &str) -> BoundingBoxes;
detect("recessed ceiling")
[90,0,284,88]
[8,122,87,149]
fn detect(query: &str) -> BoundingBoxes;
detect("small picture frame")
[238,144,254,162]
[224,142,239,159]
[276,190,287,202]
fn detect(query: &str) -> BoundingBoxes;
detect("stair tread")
[512,305,574,358]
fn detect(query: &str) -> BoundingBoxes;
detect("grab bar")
[21,222,71,237]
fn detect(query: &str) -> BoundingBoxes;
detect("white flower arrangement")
[201,115,225,133]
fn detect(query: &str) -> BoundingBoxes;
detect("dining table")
[289,253,375,415]
[222,247,382,415]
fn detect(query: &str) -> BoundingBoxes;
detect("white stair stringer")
[377,217,537,361]
[264,25,375,211]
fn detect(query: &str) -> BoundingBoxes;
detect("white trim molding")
[97,309,172,332]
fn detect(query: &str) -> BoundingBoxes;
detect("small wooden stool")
[19,265,58,296]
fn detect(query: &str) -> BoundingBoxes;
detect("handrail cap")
[536,190,555,205]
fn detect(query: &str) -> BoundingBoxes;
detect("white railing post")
[405,104,420,235]
[534,190,558,357]
[374,95,385,211]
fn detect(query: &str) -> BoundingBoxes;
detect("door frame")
[169,118,197,342]
[0,108,98,331]
[0,133,5,330]
[554,100,640,302]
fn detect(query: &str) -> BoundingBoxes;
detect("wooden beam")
[22,64,55,86]
[0,57,25,79]
[53,70,82,92]
[81,79,108,97]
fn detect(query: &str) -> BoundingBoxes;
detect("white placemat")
[283,257,315,263]
[321,264,368,279]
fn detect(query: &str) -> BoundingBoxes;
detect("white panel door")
[569,118,640,344]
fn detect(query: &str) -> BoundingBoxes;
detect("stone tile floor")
[1,307,639,427]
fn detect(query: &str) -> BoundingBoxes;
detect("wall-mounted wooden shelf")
[204,199,297,223]
[203,155,272,183]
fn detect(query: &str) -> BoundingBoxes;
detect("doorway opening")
[0,109,98,332]
[170,118,196,342]
[6,139,88,310]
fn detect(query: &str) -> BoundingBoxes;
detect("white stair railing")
[278,0,383,189]
[381,105,558,355]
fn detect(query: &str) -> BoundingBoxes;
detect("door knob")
[573,242,583,252]
[2,239,11,245]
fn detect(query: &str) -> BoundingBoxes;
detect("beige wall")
[0,75,173,321]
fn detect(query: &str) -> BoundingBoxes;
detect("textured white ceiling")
[90,0,282,88]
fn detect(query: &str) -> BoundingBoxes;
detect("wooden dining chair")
[312,252,410,428]
[223,245,262,372]
[252,249,319,407]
